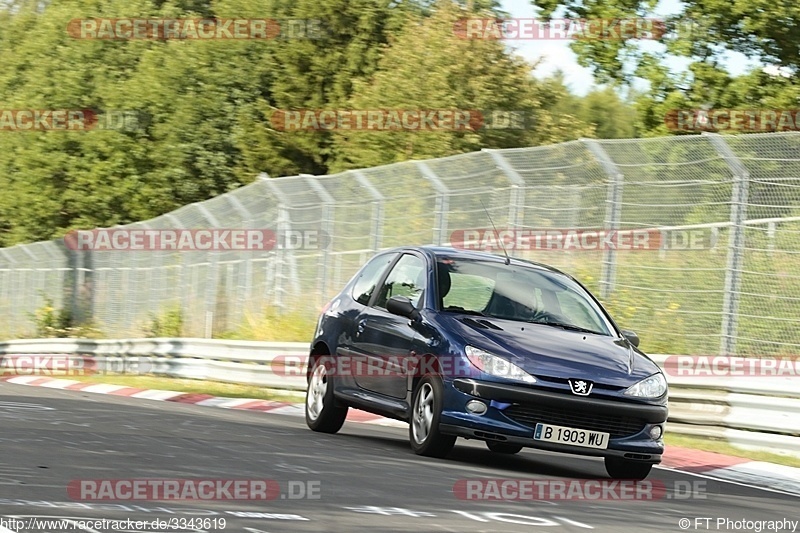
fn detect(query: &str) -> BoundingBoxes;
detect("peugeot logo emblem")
[568,379,593,396]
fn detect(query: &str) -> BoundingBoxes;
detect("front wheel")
[305,357,348,433]
[604,457,653,480]
[409,376,456,458]
[486,441,523,454]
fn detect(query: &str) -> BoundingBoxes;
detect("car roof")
[384,245,569,276]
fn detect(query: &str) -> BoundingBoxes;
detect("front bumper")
[440,378,668,463]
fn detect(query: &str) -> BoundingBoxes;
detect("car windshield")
[437,258,613,336]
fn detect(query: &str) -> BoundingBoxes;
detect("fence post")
[195,204,221,337]
[261,176,299,311]
[485,149,526,229]
[705,133,750,356]
[417,162,450,245]
[583,139,624,299]
[353,170,385,252]
[304,175,335,306]
[138,222,155,337]
[16,245,42,336]
[225,193,257,326]
[273,208,291,309]
[59,238,84,333]
[163,214,187,333]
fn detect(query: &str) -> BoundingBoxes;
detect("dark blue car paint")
[310,246,667,463]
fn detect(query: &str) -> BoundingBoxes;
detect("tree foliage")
[532,0,800,134]
[0,0,621,246]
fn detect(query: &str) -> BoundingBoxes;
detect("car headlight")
[624,373,667,398]
[465,346,536,384]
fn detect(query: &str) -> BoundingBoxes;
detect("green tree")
[579,86,638,139]
[0,0,422,245]
[249,0,423,175]
[547,74,638,139]
[531,0,800,134]
[328,1,592,171]
[0,0,600,247]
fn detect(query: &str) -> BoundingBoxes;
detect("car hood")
[436,314,660,387]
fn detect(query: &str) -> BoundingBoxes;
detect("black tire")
[305,357,348,433]
[486,441,523,454]
[409,376,456,458]
[604,457,654,480]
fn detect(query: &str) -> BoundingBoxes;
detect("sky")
[498,0,758,96]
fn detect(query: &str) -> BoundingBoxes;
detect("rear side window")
[351,253,398,305]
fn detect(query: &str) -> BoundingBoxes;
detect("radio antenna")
[480,199,510,265]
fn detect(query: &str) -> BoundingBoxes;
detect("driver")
[486,273,541,321]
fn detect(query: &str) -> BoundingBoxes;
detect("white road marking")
[266,405,304,415]
[40,379,81,388]
[4,376,44,385]
[195,397,238,407]
[217,398,262,408]
[129,390,183,400]
[0,401,54,411]
[78,384,128,394]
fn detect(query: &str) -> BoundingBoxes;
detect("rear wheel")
[486,441,523,454]
[409,376,456,458]
[305,357,348,433]
[604,457,653,480]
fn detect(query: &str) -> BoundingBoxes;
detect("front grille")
[503,403,647,438]
[534,375,625,392]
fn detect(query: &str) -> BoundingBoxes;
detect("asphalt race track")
[0,381,797,533]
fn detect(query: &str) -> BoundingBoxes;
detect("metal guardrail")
[1,339,798,458]
[0,338,309,391]
[644,355,800,457]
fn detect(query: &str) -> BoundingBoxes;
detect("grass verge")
[664,433,800,468]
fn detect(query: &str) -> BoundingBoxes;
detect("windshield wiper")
[529,321,603,335]
[443,306,486,317]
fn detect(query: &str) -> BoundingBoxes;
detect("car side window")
[374,254,426,309]
[351,253,398,305]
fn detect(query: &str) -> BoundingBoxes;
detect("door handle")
[356,319,367,335]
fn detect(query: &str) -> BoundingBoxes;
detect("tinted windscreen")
[438,259,612,335]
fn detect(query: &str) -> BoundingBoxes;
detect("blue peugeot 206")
[305,246,668,479]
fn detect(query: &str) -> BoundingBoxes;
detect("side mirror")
[621,329,640,348]
[387,295,421,321]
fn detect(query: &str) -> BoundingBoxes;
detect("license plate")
[534,423,609,449]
